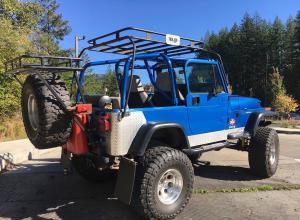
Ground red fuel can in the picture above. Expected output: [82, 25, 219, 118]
[63, 104, 91, 155]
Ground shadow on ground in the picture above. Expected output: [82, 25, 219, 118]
[0, 158, 275, 220]
[0, 158, 143, 220]
[193, 163, 262, 181]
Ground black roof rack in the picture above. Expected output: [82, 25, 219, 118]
[82, 27, 204, 57]
[5, 54, 83, 76]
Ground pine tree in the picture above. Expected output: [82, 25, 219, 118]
[204, 12, 299, 107]
[291, 12, 300, 102]
[103, 66, 119, 97]
[283, 17, 296, 97]
[270, 17, 285, 72]
[32, 0, 71, 54]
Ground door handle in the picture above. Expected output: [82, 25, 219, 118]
[192, 96, 200, 105]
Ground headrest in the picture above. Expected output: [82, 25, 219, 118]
[129, 75, 144, 92]
[155, 72, 171, 92]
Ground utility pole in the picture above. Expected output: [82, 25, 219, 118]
[75, 36, 85, 58]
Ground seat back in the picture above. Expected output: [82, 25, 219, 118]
[128, 75, 150, 108]
[153, 72, 173, 106]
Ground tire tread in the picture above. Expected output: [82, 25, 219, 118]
[21, 72, 72, 149]
[249, 127, 279, 178]
[133, 146, 194, 219]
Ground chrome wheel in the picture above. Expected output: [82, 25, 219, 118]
[27, 94, 39, 131]
[269, 140, 276, 165]
[157, 168, 183, 205]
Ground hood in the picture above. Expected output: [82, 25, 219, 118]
[229, 95, 261, 110]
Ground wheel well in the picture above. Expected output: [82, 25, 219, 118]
[245, 111, 277, 136]
[259, 120, 272, 127]
[128, 123, 190, 156]
[150, 127, 188, 150]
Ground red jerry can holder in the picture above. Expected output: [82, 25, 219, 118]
[63, 104, 91, 155]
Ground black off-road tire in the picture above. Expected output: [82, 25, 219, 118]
[248, 127, 280, 178]
[21, 72, 72, 149]
[72, 155, 116, 182]
[132, 146, 194, 219]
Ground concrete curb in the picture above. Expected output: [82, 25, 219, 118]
[0, 139, 60, 172]
[273, 127, 300, 134]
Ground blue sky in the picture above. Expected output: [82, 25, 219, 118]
[58, 0, 300, 56]
[57, 0, 300, 79]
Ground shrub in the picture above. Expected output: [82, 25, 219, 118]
[272, 93, 299, 114]
[0, 113, 26, 142]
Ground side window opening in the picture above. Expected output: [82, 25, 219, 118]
[81, 60, 188, 109]
[82, 65, 119, 97]
[152, 68, 174, 107]
[81, 65, 121, 109]
[125, 60, 172, 109]
[187, 63, 225, 94]
[126, 60, 181, 108]
[150, 62, 187, 107]
[127, 72, 155, 108]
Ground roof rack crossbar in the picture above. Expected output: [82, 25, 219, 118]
[121, 45, 197, 56]
[110, 41, 159, 54]
[141, 45, 193, 54]
[88, 35, 130, 50]
[129, 43, 176, 54]
[168, 50, 198, 57]
[100, 39, 144, 52]
[117, 43, 173, 55]
[111, 41, 160, 53]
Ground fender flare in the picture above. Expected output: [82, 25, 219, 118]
[128, 122, 190, 156]
[244, 111, 278, 137]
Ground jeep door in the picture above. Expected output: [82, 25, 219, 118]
[185, 59, 229, 144]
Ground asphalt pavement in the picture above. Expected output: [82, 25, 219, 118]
[0, 134, 299, 220]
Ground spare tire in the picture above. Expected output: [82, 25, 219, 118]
[21, 72, 72, 149]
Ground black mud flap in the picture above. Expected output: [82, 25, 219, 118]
[114, 157, 136, 205]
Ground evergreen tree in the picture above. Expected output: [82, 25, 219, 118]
[290, 11, 300, 102]
[83, 66, 119, 97]
[103, 66, 119, 97]
[32, 0, 71, 54]
[204, 12, 300, 107]
[269, 17, 285, 72]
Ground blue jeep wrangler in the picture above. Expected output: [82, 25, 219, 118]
[6, 27, 279, 219]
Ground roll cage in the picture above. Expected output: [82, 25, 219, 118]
[77, 27, 227, 116]
[5, 27, 227, 117]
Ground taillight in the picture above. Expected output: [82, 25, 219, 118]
[98, 113, 111, 132]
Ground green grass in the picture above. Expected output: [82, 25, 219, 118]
[193, 184, 300, 194]
[272, 119, 300, 129]
[280, 121, 289, 128]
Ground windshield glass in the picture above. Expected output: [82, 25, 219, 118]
[187, 62, 225, 94]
